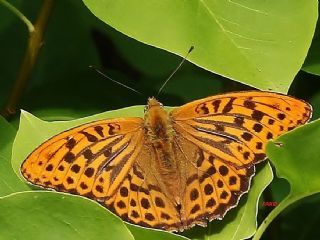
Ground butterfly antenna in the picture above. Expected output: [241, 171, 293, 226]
[89, 66, 142, 95]
[157, 46, 194, 96]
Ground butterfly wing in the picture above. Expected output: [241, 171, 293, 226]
[21, 118, 148, 205]
[171, 91, 312, 228]
[21, 117, 181, 231]
[108, 145, 182, 231]
[172, 91, 312, 166]
[173, 137, 254, 229]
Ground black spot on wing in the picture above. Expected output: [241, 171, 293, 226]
[241, 132, 253, 141]
[65, 138, 76, 149]
[120, 186, 128, 197]
[70, 164, 80, 173]
[84, 167, 95, 178]
[195, 103, 209, 115]
[83, 149, 94, 160]
[268, 119, 275, 125]
[234, 116, 244, 126]
[244, 100, 256, 109]
[277, 113, 286, 120]
[81, 131, 98, 142]
[266, 132, 273, 139]
[253, 123, 263, 133]
[141, 198, 150, 209]
[64, 152, 75, 163]
[190, 189, 199, 201]
[204, 184, 214, 195]
[251, 110, 264, 121]
[46, 164, 53, 171]
[219, 166, 229, 176]
[212, 100, 221, 112]
[222, 97, 236, 113]
[94, 126, 104, 137]
[155, 197, 165, 208]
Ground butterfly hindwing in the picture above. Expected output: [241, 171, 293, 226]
[173, 135, 255, 228]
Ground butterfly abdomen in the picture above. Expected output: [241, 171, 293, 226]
[147, 114, 177, 175]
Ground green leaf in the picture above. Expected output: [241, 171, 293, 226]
[0, 116, 29, 196]
[82, 0, 318, 93]
[253, 119, 320, 239]
[268, 120, 320, 195]
[310, 93, 320, 120]
[12, 109, 273, 239]
[303, 13, 320, 76]
[127, 224, 189, 240]
[159, 67, 223, 103]
[0, 191, 134, 240]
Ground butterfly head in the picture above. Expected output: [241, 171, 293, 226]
[144, 97, 164, 113]
[144, 97, 171, 140]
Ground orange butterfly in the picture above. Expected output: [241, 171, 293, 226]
[21, 91, 312, 231]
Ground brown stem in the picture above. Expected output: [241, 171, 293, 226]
[1, 0, 55, 119]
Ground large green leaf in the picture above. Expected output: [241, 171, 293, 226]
[0, 191, 134, 240]
[268, 119, 320, 196]
[0, 116, 29, 196]
[127, 224, 189, 240]
[82, 0, 318, 93]
[12, 108, 273, 239]
[303, 13, 320, 76]
[253, 119, 320, 239]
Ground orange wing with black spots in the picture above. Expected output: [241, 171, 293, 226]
[21, 91, 312, 232]
[21, 118, 144, 196]
[170, 91, 312, 228]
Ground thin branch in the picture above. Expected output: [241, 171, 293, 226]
[0, 0, 34, 32]
[1, 0, 55, 119]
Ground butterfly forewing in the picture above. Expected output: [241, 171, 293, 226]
[21, 91, 312, 232]
[171, 91, 312, 166]
[21, 118, 143, 194]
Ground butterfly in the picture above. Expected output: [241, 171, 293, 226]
[21, 91, 312, 232]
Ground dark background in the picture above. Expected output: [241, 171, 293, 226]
[1, 0, 320, 239]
